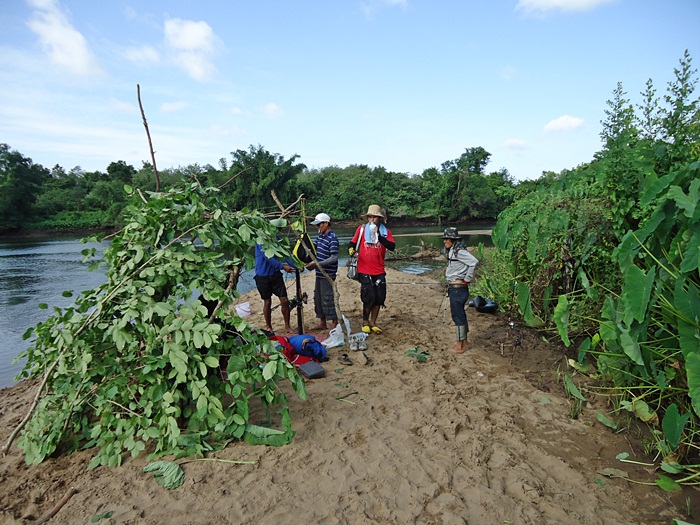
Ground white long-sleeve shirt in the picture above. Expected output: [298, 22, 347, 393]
[445, 246, 479, 283]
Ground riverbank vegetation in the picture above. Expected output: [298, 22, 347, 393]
[0, 141, 515, 235]
[472, 50, 700, 491]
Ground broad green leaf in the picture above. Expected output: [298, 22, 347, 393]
[269, 218, 287, 228]
[595, 412, 618, 430]
[169, 349, 188, 375]
[661, 403, 690, 451]
[564, 372, 586, 401]
[262, 360, 276, 381]
[491, 219, 509, 250]
[667, 179, 699, 219]
[238, 224, 252, 242]
[91, 511, 114, 522]
[599, 296, 620, 351]
[204, 356, 219, 368]
[674, 280, 700, 358]
[143, 461, 185, 489]
[654, 474, 681, 492]
[553, 295, 571, 347]
[619, 325, 644, 366]
[686, 352, 700, 417]
[660, 461, 683, 474]
[517, 282, 543, 327]
[621, 399, 658, 425]
[622, 265, 655, 323]
[227, 355, 246, 372]
[679, 228, 699, 273]
[243, 423, 289, 447]
[154, 302, 170, 317]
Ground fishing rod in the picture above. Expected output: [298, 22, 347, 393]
[385, 281, 442, 285]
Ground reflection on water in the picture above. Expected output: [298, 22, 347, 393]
[0, 225, 492, 389]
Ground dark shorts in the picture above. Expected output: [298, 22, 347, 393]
[360, 273, 387, 309]
[254, 273, 288, 301]
[313, 276, 337, 321]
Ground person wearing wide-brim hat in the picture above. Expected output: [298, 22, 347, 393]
[442, 227, 479, 354]
[348, 205, 395, 335]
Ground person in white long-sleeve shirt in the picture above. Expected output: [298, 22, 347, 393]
[442, 227, 479, 354]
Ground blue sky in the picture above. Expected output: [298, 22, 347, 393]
[1, 0, 698, 181]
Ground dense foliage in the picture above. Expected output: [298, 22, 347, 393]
[14, 183, 307, 467]
[0, 144, 516, 233]
[475, 50, 700, 487]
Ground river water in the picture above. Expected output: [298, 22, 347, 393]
[0, 225, 492, 388]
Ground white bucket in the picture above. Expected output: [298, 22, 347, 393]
[234, 302, 252, 317]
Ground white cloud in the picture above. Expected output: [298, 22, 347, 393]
[262, 102, 284, 119]
[544, 114, 585, 132]
[109, 99, 138, 113]
[25, 0, 103, 76]
[360, 0, 408, 18]
[164, 18, 219, 81]
[124, 45, 160, 66]
[516, 0, 617, 15]
[503, 138, 529, 151]
[160, 101, 188, 113]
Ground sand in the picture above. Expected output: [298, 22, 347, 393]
[0, 265, 696, 525]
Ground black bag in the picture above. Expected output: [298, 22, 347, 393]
[347, 226, 363, 281]
[293, 233, 316, 265]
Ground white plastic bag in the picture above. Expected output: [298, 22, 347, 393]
[322, 324, 345, 348]
[322, 315, 352, 348]
[234, 302, 252, 317]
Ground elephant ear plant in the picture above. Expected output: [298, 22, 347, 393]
[9, 182, 307, 469]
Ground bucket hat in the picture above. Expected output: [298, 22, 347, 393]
[361, 205, 385, 219]
[441, 227, 461, 240]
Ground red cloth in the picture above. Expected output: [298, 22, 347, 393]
[350, 225, 394, 275]
[269, 335, 314, 366]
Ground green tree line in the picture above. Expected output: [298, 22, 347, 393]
[474, 50, 700, 489]
[1, 142, 516, 233]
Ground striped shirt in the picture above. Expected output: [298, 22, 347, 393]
[313, 229, 339, 279]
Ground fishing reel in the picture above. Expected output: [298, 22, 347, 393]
[288, 292, 308, 310]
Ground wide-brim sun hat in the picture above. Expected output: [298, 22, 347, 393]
[361, 205, 385, 219]
[310, 212, 331, 225]
[441, 227, 462, 240]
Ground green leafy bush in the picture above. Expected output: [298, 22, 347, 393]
[14, 182, 307, 468]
